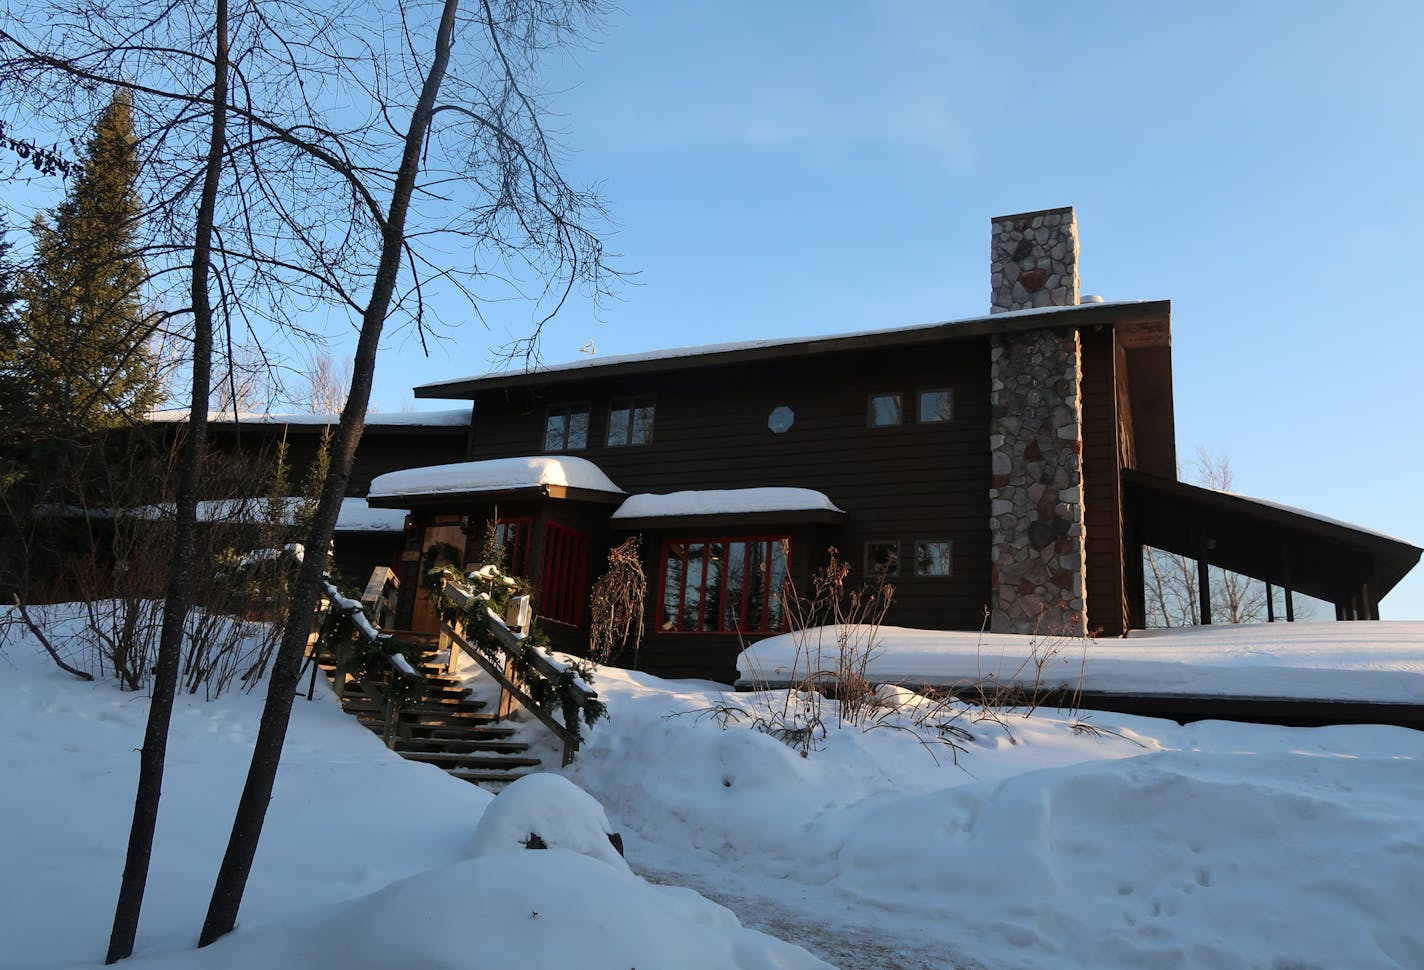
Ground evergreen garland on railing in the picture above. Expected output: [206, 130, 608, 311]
[426, 560, 607, 741]
[320, 579, 426, 708]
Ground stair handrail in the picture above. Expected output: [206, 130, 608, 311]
[313, 574, 425, 747]
[437, 575, 602, 767]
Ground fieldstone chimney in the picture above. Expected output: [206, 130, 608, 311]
[990, 206, 1079, 313]
[986, 206, 1086, 636]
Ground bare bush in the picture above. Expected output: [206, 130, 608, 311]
[588, 536, 646, 665]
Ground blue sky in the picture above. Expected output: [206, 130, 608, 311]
[375, 1, 1424, 617]
[9, 2, 1422, 617]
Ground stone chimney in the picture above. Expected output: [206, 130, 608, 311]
[990, 206, 1079, 313]
[986, 206, 1086, 637]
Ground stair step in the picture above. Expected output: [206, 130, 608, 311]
[356, 706, 501, 723]
[395, 738, 530, 754]
[445, 767, 542, 784]
[416, 725, 517, 740]
[341, 696, 485, 713]
[400, 751, 542, 769]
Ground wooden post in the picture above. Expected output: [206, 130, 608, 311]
[1265, 582, 1276, 623]
[1285, 586, 1295, 622]
[332, 637, 352, 701]
[382, 696, 398, 749]
[498, 655, 518, 720]
[441, 618, 458, 675]
[1196, 554, 1212, 626]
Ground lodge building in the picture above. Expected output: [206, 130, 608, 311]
[349, 207, 1422, 683]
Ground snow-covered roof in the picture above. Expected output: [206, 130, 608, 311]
[613, 487, 843, 520]
[75, 496, 406, 532]
[146, 408, 469, 428]
[417, 300, 1164, 395]
[368, 456, 624, 500]
[1225, 490, 1411, 545]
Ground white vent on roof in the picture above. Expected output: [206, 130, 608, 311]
[1081, 294, 1105, 303]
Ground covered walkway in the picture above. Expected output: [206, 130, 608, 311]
[1123, 470, 1422, 624]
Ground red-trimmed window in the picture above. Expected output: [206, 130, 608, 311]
[491, 518, 532, 575]
[658, 537, 790, 634]
[539, 522, 590, 627]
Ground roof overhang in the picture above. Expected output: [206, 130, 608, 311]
[612, 508, 846, 532]
[415, 300, 1172, 399]
[368, 483, 625, 510]
[1124, 470, 1422, 608]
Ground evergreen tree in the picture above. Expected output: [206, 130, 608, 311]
[0, 218, 22, 425]
[12, 91, 162, 438]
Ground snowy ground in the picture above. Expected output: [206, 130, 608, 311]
[741, 620, 1424, 702]
[4, 607, 1423, 969]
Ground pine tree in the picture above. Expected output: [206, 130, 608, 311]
[0, 218, 23, 425]
[12, 91, 162, 438]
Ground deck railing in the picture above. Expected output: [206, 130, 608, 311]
[308, 576, 423, 747]
[438, 578, 599, 767]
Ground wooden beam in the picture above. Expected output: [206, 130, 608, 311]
[1197, 553, 1212, 626]
[1266, 582, 1276, 623]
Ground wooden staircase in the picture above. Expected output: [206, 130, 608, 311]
[316, 632, 545, 787]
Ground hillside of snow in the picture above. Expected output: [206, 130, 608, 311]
[3, 606, 1423, 969]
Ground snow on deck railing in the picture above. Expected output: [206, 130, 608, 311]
[312, 575, 424, 749]
[437, 574, 601, 766]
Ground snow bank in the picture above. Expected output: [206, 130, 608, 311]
[568, 663, 1424, 970]
[0, 609, 825, 970]
[369, 456, 624, 499]
[614, 487, 842, 519]
[469, 773, 629, 871]
[740, 621, 1424, 702]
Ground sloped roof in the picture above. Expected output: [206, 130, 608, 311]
[415, 300, 1170, 398]
[368, 456, 624, 507]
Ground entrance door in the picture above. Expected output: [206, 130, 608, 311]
[408, 524, 467, 635]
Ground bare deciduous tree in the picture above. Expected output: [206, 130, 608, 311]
[3, 0, 613, 958]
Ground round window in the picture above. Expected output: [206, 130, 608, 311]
[767, 405, 794, 434]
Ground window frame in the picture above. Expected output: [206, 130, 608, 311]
[864, 540, 900, 578]
[542, 401, 591, 452]
[917, 388, 954, 424]
[656, 535, 791, 635]
[867, 392, 903, 428]
[912, 539, 954, 578]
[488, 517, 533, 576]
[606, 394, 656, 447]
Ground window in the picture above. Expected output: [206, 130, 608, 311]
[543, 403, 589, 451]
[918, 389, 953, 423]
[914, 540, 953, 577]
[539, 522, 590, 626]
[868, 392, 902, 427]
[659, 537, 789, 634]
[865, 541, 900, 578]
[607, 395, 655, 446]
[490, 518, 531, 575]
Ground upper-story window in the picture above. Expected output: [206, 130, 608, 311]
[543, 402, 589, 451]
[918, 389, 953, 423]
[607, 395, 655, 447]
[867, 392, 902, 427]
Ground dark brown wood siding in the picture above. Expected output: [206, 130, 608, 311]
[466, 340, 994, 681]
[1079, 327, 1128, 637]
